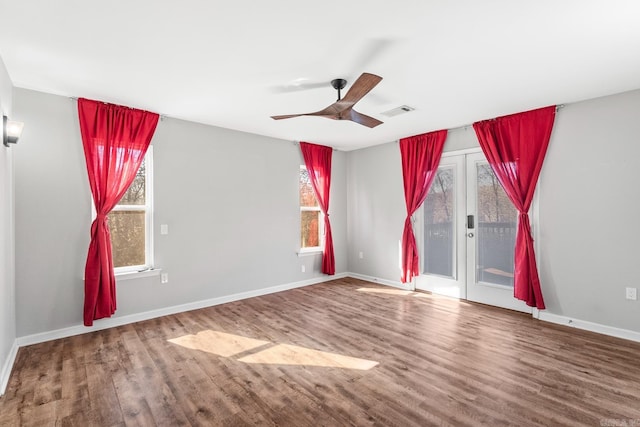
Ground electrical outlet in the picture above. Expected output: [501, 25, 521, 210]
[359, 251, 364, 259]
[161, 273, 169, 284]
[625, 287, 637, 301]
[160, 224, 169, 235]
[301, 265, 306, 273]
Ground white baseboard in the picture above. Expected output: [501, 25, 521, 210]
[17, 273, 348, 348]
[0, 339, 18, 396]
[346, 272, 412, 291]
[537, 311, 640, 344]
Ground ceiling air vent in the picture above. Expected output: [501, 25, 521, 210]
[380, 105, 415, 118]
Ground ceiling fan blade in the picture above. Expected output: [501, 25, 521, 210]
[272, 107, 382, 128]
[346, 109, 383, 128]
[271, 104, 343, 121]
[340, 73, 382, 106]
[271, 114, 306, 120]
[270, 81, 328, 94]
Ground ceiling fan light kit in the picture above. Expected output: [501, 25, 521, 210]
[271, 72, 384, 128]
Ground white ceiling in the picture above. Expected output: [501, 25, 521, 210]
[1, 1, 639, 151]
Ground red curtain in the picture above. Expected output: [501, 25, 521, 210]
[300, 142, 335, 275]
[78, 98, 159, 326]
[473, 106, 555, 309]
[399, 130, 447, 283]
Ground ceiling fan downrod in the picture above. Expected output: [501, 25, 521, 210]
[331, 78, 347, 101]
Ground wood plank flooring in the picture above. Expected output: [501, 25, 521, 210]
[1, 277, 639, 426]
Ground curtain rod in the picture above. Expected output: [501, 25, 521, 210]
[394, 104, 566, 143]
[69, 97, 565, 138]
[69, 96, 169, 121]
[292, 140, 339, 151]
[446, 104, 566, 133]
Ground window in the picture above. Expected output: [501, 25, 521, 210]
[108, 147, 153, 273]
[299, 165, 323, 250]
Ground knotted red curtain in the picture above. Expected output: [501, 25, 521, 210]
[78, 98, 159, 326]
[300, 142, 335, 275]
[399, 130, 447, 283]
[473, 106, 555, 309]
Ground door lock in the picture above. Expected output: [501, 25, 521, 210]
[467, 232, 474, 238]
[467, 215, 475, 229]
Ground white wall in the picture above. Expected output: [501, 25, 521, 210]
[0, 56, 16, 394]
[346, 92, 640, 335]
[13, 88, 347, 337]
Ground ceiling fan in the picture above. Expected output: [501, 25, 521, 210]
[271, 72, 383, 128]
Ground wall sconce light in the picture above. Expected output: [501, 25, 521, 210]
[3, 115, 24, 147]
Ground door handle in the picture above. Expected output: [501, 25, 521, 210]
[467, 215, 475, 229]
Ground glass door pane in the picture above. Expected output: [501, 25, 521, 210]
[423, 166, 456, 279]
[475, 163, 517, 287]
[415, 155, 466, 299]
[466, 152, 530, 313]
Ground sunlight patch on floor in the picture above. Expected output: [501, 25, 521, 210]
[168, 330, 269, 357]
[356, 287, 414, 296]
[356, 285, 471, 310]
[168, 330, 378, 371]
[412, 291, 471, 307]
[238, 343, 378, 370]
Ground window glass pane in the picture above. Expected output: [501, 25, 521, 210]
[109, 210, 146, 267]
[299, 167, 318, 208]
[301, 211, 320, 248]
[424, 167, 455, 278]
[476, 163, 517, 287]
[118, 160, 146, 205]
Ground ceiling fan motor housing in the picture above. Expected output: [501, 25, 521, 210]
[331, 79, 347, 90]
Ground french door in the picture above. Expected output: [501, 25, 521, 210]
[415, 151, 532, 313]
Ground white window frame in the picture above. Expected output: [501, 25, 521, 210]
[91, 146, 154, 275]
[299, 165, 324, 254]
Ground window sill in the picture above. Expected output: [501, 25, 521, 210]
[297, 249, 323, 257]
[115, 268, 162, 281]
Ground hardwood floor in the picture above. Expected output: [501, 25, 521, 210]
[1, 277, 639, 426]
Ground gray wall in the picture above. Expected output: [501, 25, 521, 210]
[538, 89, 640, 332]
[0, 56, 16, 390]
[14, 90, 89, 337]
[11, 84, 640, 339]
[13, 88, 347, 336]
[346, 141, 404, 281]
[346, 91, 640, 334]
[346, 126, 479, 283]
